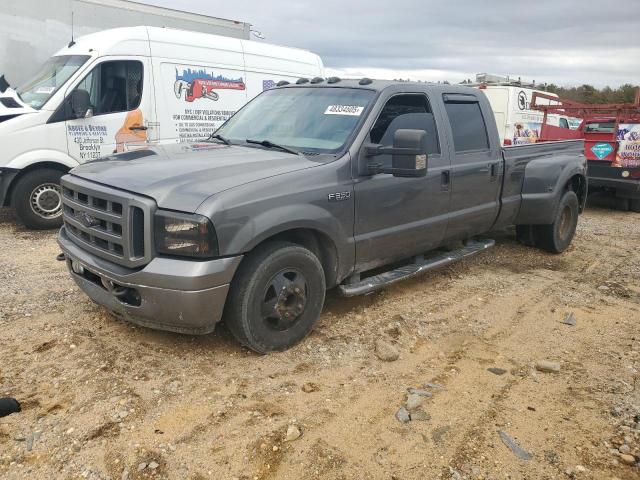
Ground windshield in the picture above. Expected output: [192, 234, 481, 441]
[584, 122, 615, 133]
[17, 55, 90, 109]
[216, 87, 375, 154]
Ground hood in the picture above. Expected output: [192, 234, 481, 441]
[69, 142, 325, 212]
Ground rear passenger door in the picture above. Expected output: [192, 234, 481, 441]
[442, 94, 502, 239]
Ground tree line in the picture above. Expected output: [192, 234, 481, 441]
[537, 84, 638, 104]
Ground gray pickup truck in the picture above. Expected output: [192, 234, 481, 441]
[57, 79, 586, 353]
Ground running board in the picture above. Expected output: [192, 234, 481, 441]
[338, 239, 495, 297]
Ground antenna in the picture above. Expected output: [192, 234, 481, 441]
[68, 9, 76, 48]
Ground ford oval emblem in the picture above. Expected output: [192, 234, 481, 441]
[76, 211, 100, 228]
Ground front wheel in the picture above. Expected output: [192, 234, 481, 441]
[534, 190, 579, 253]
[224, 241, 326, 353]
[11, 168, 65, 230]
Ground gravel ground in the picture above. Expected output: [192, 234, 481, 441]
[0, 200, 639, 480]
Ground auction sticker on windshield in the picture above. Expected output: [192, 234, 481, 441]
[324, 105, 365, 116]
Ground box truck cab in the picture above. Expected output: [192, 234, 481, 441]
[478, 85, 573, 146]
[0, 26, 324, 229]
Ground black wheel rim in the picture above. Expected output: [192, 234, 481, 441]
[261, 269, 308, 331]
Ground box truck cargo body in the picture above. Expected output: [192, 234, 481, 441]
[479, 86, 572, 146]
[0, 26, 324, 229]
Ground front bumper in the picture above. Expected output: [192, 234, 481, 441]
[58, 226, 243, 335]
[0, 167, 20, 207]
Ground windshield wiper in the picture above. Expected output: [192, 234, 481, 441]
[246, 138, 299, 155]
[207, 133, 230, 145]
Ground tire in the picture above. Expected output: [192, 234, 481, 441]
[629, 199, 640, 213]
[11, 168, 65, 230]
[515, 225, 537, 248]
[534, 190, 579, 254]
[224, 241, 326, 353]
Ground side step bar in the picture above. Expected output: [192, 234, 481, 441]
[338, 239, 495, 297]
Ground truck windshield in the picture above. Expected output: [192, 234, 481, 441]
[17, 55, 90, 109]
[584, 122, 615, 133]
[216, 87, 375, 154]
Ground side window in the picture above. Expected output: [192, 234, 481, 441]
[73, 60, 143, 116]
[369, 94, 440, 156]
[443, 98, 489, 152]
[559, 117, 569, 129]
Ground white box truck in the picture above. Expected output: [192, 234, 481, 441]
[478, 85, 572, 146]
[0, 26, 324, 229]
[471, 75, 575, 146]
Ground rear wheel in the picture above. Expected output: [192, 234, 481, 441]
[629, 199, 640, 213]
[534, 190, 579, 253]
[11, 168, 65, 230]
[224, 241, 326, 353]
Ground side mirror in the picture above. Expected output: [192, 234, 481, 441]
[69, 89, 91, 119]
[365, 129, 428, 178]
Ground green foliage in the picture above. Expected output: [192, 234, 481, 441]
[542, 83, 638, 104]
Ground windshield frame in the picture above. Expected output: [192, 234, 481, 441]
[17, 54, 91, 110]
[215, 86, 379, 157]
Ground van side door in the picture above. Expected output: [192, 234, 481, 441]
[441, 93, 502, 240]
[57, 57, 156, 163]
[353, 92, 451, 271]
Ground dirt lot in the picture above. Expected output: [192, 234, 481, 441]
[0, 202, 639, 480]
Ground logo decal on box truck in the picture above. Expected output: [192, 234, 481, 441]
[591, 142, 614, 160]
[614, 124, 640, 168]
[262, 80, 277, 91]
[517, 91, 528, 110]
[174, 68, 245, 103]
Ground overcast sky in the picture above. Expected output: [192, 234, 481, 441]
[143, 0, 638, 88]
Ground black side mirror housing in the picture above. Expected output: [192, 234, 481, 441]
[365, 129, 428, 178]
[69, 89, 91, 119]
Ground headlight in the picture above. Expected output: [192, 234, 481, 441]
[154, 210, 218, 258]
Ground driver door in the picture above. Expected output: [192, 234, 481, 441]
[64, 57, 156, 163]
[353, 93, 451, 271]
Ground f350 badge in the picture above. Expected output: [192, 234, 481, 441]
[328, 191, 351, 202]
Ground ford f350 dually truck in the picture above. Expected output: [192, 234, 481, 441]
[57, 79, 587, 353]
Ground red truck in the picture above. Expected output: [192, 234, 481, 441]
[532, 90, 640, 211]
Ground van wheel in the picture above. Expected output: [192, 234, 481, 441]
[534, 190, 579, 254]
[629, 199, 640, 213]
[11, 169, 65, 230]
[224, 241, 326, 353]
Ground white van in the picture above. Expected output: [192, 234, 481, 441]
[478, 86, 572, 146]
[0, 26, 324, 228]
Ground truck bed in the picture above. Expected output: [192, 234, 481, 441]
[500, 139, 586, 227]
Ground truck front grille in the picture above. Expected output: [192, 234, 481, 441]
[61, 176, 154, 268]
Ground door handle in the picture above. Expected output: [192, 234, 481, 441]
[441, 170, 450, 191]
[129, 125, 148, 131]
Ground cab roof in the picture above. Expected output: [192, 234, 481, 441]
[275, 77, 482, 96]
